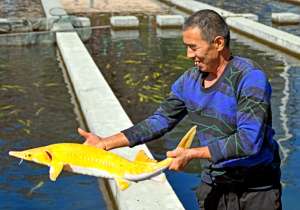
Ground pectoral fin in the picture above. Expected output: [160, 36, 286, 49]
[49, 162, 64, 181]
[134, 150, 157, 163]
[115, 178, 131, 191]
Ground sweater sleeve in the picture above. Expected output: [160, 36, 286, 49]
[122, 74, 188, 147]
[208, 69, 272, 164]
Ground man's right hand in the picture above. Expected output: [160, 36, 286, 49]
[78, 128, 107, 150]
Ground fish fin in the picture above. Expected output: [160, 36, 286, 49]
[177, 126, 197, 149]
[49, 162, 64, 181]
[134, 150, 157, 163]
[115, 178, 131, 191]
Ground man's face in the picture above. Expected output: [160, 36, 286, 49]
[183, 27, 220, 73]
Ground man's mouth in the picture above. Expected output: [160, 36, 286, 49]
[194, 61, 200, 66]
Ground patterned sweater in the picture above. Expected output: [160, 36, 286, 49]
[122, 56, 280, 182]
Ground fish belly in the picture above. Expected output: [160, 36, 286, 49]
[65, 164, 114, 179]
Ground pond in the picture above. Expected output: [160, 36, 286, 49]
[0, 45, 108, 210]
[83, 15, 300, 210]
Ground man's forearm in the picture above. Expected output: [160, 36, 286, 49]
[103, 132, 130, 150]
[188, 146, 211, 160]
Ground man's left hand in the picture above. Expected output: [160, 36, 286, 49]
[167, 148, 192, 171]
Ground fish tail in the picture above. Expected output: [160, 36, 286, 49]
[176, 125, 197, 149]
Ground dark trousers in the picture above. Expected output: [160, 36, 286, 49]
[196, 182, 282, 210]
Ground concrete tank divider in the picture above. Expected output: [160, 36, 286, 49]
[156, 15, 185, 27]
[272, 12, 300, 24]
[56, 32, 185, 210]
[160, 0, 233, 16]
[226, 17, 300, 56]
[110, 16, 139, 29]
[41, 0, 73, 31]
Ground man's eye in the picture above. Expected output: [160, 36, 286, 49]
[188, 46, 198, 51]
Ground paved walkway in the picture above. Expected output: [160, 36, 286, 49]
[60, 0, 169, 14]
[0, 0, 44, 18]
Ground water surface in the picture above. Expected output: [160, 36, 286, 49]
[0, 45, 108, 210]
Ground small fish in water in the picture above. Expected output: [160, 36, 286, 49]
[27, 181, 44, 197]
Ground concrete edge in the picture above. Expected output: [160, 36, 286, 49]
[56, 32, 185, 210]
[41, 0, 73, 31]
[110, 16, 140, 29]
[226, 17, 300, 56]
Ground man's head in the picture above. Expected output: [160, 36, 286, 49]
[182, 9, 230, 73]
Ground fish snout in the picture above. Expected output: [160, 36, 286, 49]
[9, 151, 25, 159]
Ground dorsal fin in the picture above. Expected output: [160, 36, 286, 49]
[134, 150, 157, 163]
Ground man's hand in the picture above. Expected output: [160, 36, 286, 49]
[78, 128, 107, 149]
[78, 128, 130, 150]
[167, 146, 211, 171]
[167, 148, 193, 171]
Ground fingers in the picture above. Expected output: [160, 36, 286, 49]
[78, 128, 91, 145]
[167, 148, 190, 171]
[169, 161, 182, 171]
[167, 148, 182, 158]
[167, 150, 177, 158]
[78, 128, 89, 138]
[167, 150, 181, 171]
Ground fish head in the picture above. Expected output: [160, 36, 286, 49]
[9, 147, 53, 166]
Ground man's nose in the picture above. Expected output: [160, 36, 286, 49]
[186, 47, 195, 59]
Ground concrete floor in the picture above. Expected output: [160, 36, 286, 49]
[60, 0, 169, 14]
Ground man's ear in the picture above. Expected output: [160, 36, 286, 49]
[213, 36, 225, 51]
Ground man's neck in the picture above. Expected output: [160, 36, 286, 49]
[203, 51, 231, 88]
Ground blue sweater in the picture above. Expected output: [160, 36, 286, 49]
[122, 56, 280, 183]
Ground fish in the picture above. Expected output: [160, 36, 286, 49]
[27, 181, 44, 196]
[9, 126, 196, 190]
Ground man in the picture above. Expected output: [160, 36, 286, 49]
[78, 9, 282, 210]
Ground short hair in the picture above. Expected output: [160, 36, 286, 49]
[183, 9, 230, 48]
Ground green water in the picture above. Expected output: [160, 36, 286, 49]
[0, 45, 108, 210]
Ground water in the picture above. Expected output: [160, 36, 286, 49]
[196, 0, 300, 36]
[84, 15, 300, 209]
[0, 45, 108, 210]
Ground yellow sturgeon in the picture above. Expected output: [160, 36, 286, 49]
[9, 126, 196, 190]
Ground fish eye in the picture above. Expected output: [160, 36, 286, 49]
[26, 154, 32, 158]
